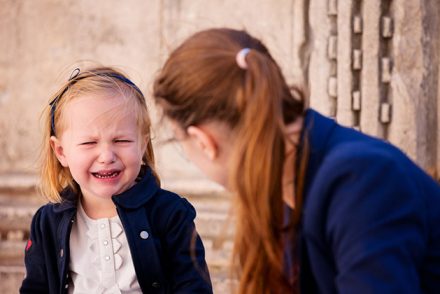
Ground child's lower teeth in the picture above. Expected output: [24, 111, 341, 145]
[96, 172, 117, 178]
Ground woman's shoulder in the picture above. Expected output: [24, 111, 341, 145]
[315, 136, 436, 195]
[305, 109, 422, 181]
[305, 122, 440, 215]
[305, 131, 440, 230]
[326, 136, 406, 167]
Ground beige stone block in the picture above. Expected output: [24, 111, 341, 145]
[360, 0, 382, 137]
[308, 0, 335, 116]
[379, 103, 392, 124]
[328, 0, 338, 16]
[0, 266, 25, 294]
[381, 57, 392, 83]
[336, 0, 355, 126]
[291, 0, 310, 86]
[353, 15, 362, 34]
[352, 49, 362, 70]
[328, 76, 338, 98]
[352, 91, 361, 111]
[388, 2, 416, 146]
[382, 16, 394, 38]
[388, 0, 439, 174]
[328, 35, 337, 60]
[438, 50, 440, 179]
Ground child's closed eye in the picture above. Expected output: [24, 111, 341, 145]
[114, 139, 133, 143]
[79, 141, 96, 146]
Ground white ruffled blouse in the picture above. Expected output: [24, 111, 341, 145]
[68, 202, 142, 293]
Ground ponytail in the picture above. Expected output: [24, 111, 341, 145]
[230, 50, 292, 293]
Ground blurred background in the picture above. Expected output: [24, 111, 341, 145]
[0, 0, 439, 293]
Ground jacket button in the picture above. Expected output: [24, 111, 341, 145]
[152, 282, 160, 288]
[140, 231, 149, 239]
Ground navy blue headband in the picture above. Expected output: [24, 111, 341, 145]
[49, 68, 144, 136]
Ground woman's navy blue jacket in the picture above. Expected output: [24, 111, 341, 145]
[20, 168, 213, 294]
[299, 109, 440, 293]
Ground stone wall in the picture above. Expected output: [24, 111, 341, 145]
[1, 0, 438, 180]
[0, 0, 438, 179]
[307, 0, 440, 178]
[0, 0, 439, 293]
[0, 0, 299, 181]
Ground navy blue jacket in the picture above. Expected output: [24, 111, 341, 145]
[20, 169, 213, 294]
[299, 109, 440, 293]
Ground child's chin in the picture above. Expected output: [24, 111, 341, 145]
[93, 191, 117, 199]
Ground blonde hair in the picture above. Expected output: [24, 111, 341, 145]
[40, 66, 158, 203]
[153, 28, 306, 293]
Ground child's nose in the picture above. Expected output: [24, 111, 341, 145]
[98, 145, 116, 163]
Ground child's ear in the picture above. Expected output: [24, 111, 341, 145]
[187, 126, 218, 160]
[50, 136, 69, 167]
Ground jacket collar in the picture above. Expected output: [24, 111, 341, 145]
[53, 188, 77, 213]
[111, 167, 160, 209]
[53, 167, 160, 212]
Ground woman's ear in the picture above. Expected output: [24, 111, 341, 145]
[50, 136, 69, 167]
[187, 126, 218, 160]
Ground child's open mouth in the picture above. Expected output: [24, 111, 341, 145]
[92, 170, 120, 179]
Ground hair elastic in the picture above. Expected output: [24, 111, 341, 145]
[236, 48, 251, 69]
